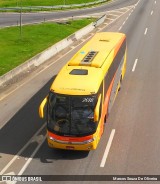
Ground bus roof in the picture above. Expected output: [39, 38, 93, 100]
[51, 32, 126, 95]
[68, 32, 126, 68]
[51, 66, 103, 95]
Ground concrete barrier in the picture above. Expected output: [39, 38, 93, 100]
[0, 15, 106, 87]
[93, 14, 106, 27]
[34, 38, 73, 67]
[75, 23, 95, 40]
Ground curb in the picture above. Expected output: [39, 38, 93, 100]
[0, 14, 106, 88]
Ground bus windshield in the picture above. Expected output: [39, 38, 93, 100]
[47, 92, 98, 136]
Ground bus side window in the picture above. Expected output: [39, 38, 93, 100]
[97, 82, 103, 120]
[104, 38, 126, 96]
[104, 73, 111, 96]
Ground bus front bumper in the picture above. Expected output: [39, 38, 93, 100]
[47, 135, 97, 150]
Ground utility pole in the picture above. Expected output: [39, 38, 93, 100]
[20, 0, 22, 38]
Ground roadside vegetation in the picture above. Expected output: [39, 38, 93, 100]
[0, 0, 99, 7]
[0, 0, 110, 13]
[0, 18, 94, 76]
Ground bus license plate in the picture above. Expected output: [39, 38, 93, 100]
[66, 146, 75, 150]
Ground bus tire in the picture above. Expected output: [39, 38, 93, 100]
[118, 75, 122, 92]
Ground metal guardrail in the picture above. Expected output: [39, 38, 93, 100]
[0, 0, 109, 11]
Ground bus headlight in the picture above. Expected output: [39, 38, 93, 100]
[83, 138, 95, 144]
[48, 136, 95, 145]
[48, 136, 55, 141]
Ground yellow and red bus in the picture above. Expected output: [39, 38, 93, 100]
[39, 32, 127, 150]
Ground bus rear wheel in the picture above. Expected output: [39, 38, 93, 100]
[118, 75, 122, 92]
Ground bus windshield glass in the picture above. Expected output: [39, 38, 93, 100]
[47, 92, 98, 136]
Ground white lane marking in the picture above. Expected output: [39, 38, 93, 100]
[106, 17, 114, 21]
[144, 28, 148, 35]
[151, 10, 153, 15]
[137, 0, 141, 5]
[107, 13, 118, 17]
[132, 59, 138, 72]
[17, 136, 46, 175]
[118, 26, 122, 31]
[7, 136, 46, 184]
[118, 9, 132, 31]
[118, 0, 140, 32]
[100, 129, 115, 168]
[135, 0, 141, 7]
[107, 5, 134, 13]
[0, 123, 46, 175]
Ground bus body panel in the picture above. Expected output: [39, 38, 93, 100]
[39, 32, 127, 150]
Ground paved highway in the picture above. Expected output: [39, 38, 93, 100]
[0, 0, 138, 27]
[1, 0, 160, 183]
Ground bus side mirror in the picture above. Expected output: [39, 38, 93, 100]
[94, 94, 101, 122]
[39, 97, 48, 119]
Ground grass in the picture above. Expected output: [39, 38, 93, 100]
[0, 18, 94, 76]
[0, 0, 99, 7]
[0, 0, 110, 13]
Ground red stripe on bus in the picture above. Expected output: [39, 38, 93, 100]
[114, 36, 126, 57]
[48, 131, 93, 142]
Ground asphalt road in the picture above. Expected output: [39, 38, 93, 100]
[1, 0, 160, 183]
[0, 0, 138, 27]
